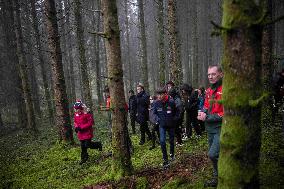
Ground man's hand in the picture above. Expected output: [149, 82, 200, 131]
[197, 111, 206, 121]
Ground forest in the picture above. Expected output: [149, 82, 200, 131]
[0, 0, 284, 188]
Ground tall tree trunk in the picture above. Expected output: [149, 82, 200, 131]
[31, 0, 54, 124]
[168, 0, 182, 86]
[157, 0, 166, 86]
[65, 0, 76, 105]
[192, 0, 199, 86]
[44, 0, 73, 143]
[102, 0, 133, 178]
[138, 0, 149, 91]
[0, 110, 3, 128]
[218, 1, 263, 188]
[13, 0, 37, 132]
[74, 0, 93, 109]
[92, 0, 103, 105]
[261, 0, 273, 128]
[124, 0, 133, 90]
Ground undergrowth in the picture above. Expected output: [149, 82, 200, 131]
[0, 111, 283, 188]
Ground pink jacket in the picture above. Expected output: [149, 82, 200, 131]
[74, 112, 94, 140]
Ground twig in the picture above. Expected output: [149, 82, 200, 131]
[264, 14, 284, 26]
[210, 20, 231, 31]
[88, 31, 110, 39]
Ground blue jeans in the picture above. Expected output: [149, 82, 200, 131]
[159, 127, 175, 162]
[207, 129, 220, 177]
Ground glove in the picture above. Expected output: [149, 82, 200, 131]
[75, 127, 82, 133]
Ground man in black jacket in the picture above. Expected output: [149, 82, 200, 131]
[128, 90, 137, 134]
[136, 84, 152, 145]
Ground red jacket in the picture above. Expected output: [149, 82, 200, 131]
[204, 85, 224, 117]
[74, 112, 94, 140]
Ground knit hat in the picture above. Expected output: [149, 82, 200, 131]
[73, 100, 83, 110]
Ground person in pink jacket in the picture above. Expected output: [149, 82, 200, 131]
[73, 100, 102, 165]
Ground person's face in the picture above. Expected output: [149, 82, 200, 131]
[137, 86, 143, 93]
[167, 84, 173, 92]
[208, 66, 223, 84]
[75, 108, 83, 113]
[157, 93, 165, 101]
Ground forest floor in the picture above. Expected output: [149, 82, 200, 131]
[0, 111, 283, 189]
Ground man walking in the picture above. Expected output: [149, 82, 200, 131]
[197, 65, 224, 187]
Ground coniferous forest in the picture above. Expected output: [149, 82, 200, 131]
[0, 0, 284, 188]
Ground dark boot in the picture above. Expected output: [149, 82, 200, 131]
[204, 178, 218, 187]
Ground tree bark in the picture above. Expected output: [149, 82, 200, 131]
[157, 0, 166, 86]
[74, 0, 93, 110]
[102, 0, 133, 178]
[218, 1, 263, 188]
[138, 0, 149, 91]
[13, 0, 37, 132]
[44, 0, 73, 143]
[168, 0, 182, 86]
[261, 0, 273, 129]
[92, 0, 103, 105]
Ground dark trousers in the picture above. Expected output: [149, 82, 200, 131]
[150, 124, 160, 147]
[159, 127, 175, 162]
[175, 121, 183, 144]
[80, 139, 101, 160]
[186, 114, 202, 137]
[207, 130, 220, 177]
[130, 114, 136, 134]
[139, 121, 152, 142]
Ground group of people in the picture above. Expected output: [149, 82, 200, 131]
[127, 65, 224, 187]
[72, 64, 224, 188]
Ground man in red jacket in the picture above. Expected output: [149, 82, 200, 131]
[74, 100, 102, 165]
[197, 65, 223, 187]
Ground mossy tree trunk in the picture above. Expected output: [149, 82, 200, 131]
[218, 1, 263, 188]
[13, 0, 37, 132]
[157, 0, 166, 86]
[74, 0, 93, 110]
[102, 0, 133, 179]
[138, 0, 149, 91]
[168, 0, 182, 86]
[45, 0, 74, 143]
[261, 0, 273, 128]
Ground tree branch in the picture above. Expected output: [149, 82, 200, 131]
[264, 14, 284, 26]
[210, 21, 231, 31]
[88, 31, 110, 39]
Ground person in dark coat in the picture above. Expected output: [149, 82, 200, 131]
[180, 84, 201, 139]
[136, 84, 152, 145]
[128, 90, 137, 134]
[168, 88, 184, 146]
[152, 87, 180, 169]
[149, 95, 160, 150]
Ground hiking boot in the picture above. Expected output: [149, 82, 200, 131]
[169, 154, 175, 162]
[204, 178, 218, 187]
[98, 142, 103, 151]
[162, 161, 170, 170]
[79, 158, 88, 165]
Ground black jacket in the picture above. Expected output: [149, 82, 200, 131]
[136, 91, 150, 124]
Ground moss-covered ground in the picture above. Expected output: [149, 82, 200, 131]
[0, 111, 283, 188]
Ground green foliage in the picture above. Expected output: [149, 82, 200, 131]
[1, 110, 282, 188]
[136, 177, 148, 189]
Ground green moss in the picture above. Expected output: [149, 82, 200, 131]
[162, 177, 190, 189]
[136, 177, 148, 189]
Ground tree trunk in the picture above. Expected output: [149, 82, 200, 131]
[13, 0, 37, 132]
[44, 0, 73, 143]
[92, 0, 103, 105]
[124, 0, 133, 90]
[191, 0, 199, 86]
[0, 110, 3, 128]
[218, 1, 263, 188]
[102, 0, 133, 178]
[138, 0, 149, 91]
[74, 0, 93, 110]
[65, 0, 76, 105]
[261, 0, 273, 128]
[168, 0, 182, 86]
[157, 0, 166, 86]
